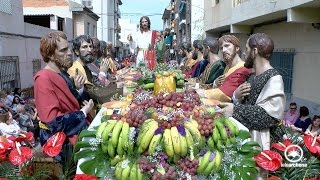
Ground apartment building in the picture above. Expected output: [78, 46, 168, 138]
[204, 0, 320, 114]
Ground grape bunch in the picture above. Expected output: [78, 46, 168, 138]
[197, 114, 214, 136]
[125, 106, 148, 128]
[158, 112, 183, 129]
[151, 165, 177, 180]
[138, 158, 156, 173]
[177, 158, 199, 178]
[179, 90, 201, 111]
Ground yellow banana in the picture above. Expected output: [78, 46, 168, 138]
[111, 155, 124, 166]
[163, 129, 174, 158]
[111, 120, 124, 147]
[216, 120, 227, 141]
[184, 122, 202, 148]
[114, 161, 123, 180]
[216, 140, 223, 152]
[212, 127, 221, 143]
[137, 120, 157, 145]
[207, 136, 215, 151]
[203, 151, 217, 176]
[185, 129, 195, 152]
[108, 139, 116, 158]
[230, 136, 236, 144]
[121, 163, 131, 180]
[121, 122, 130, 151]
[136, 163, 144, 180]
[129, 162, 138, 180]
[148, 133, 163, 154]
[214, 151, 223, 172]
[117, 131, 124, 156]
[224, 119, 239, 137]
[139, 121, 159, 153]
[101, 141, 108, 153]
[197, 151, 211, 174]
[96, 121, 108, 138]
[102, 120, 117, 143]
[179, 133, 188, 157]
[171, 126, 181, 156]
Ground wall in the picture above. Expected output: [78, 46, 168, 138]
[204, 0, 232, 32]
[253, 22, 320, 115]
[190, 0, 204, 42]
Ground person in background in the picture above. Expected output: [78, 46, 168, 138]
[283, 102, 299, 126]
[292, 106, 312, 133]
[0, 111, 22, 137]
[306, 115, 320, 136]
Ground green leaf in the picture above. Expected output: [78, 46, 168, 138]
[95, 159, 111, 177]
[237, 130, 251, 140]
[239, 159, 256, 168]
[79, 158, 97, 175]
[74, 149, 97, 162]
[74, 141, 92, 152]
[101, 115, 110, 122]
[243, 141, 261, 148]
[78, 130, 96, 140]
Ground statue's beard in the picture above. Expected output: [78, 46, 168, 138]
[244, 50, 255, 68]
[80, 53, 94, 64]
[52, 55, 73, 69]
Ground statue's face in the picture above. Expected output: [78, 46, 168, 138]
[141, 18, 149, 30]
[78, 41, 94, 64]
[220, 41, 238, 64]
[51, 37, 73, 69]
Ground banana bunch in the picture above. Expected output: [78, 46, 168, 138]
[136, 119, 162, 154]
[183, 120, 204, 155]
[114, 160, 144, 180]
[98, 120, 135, 157]
[196, 150, 223, 176]
[211, 118, 239, 151]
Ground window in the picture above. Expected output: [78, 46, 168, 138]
[32, 59, 41, 75]
[93, 25, 96, 37]
[0, 56, 20, 91]
[58, 17, 64, 31]
[0, 0, 12, 14]
[86, 22, 90, 35]
[270, 49, 295, 95]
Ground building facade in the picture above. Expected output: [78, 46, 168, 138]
[23, 0, 99, 39]
[204, 0, 320, 114]
[0, 0, 54, 90]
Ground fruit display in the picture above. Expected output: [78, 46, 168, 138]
[74, 90, 261, 179]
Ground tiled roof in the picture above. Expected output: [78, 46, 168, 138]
[22, 0, 68, 7]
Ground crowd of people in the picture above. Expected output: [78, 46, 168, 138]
[0, 89, 39, 142]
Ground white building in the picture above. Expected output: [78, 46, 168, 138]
[191, 0, 204, 41]
[71, 0, 122, 48]
[204, 0, 320, 115]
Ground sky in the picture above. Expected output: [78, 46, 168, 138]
[120, 0, 170, 31]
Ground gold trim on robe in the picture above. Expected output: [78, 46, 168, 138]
[68, 60, 93, 86]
